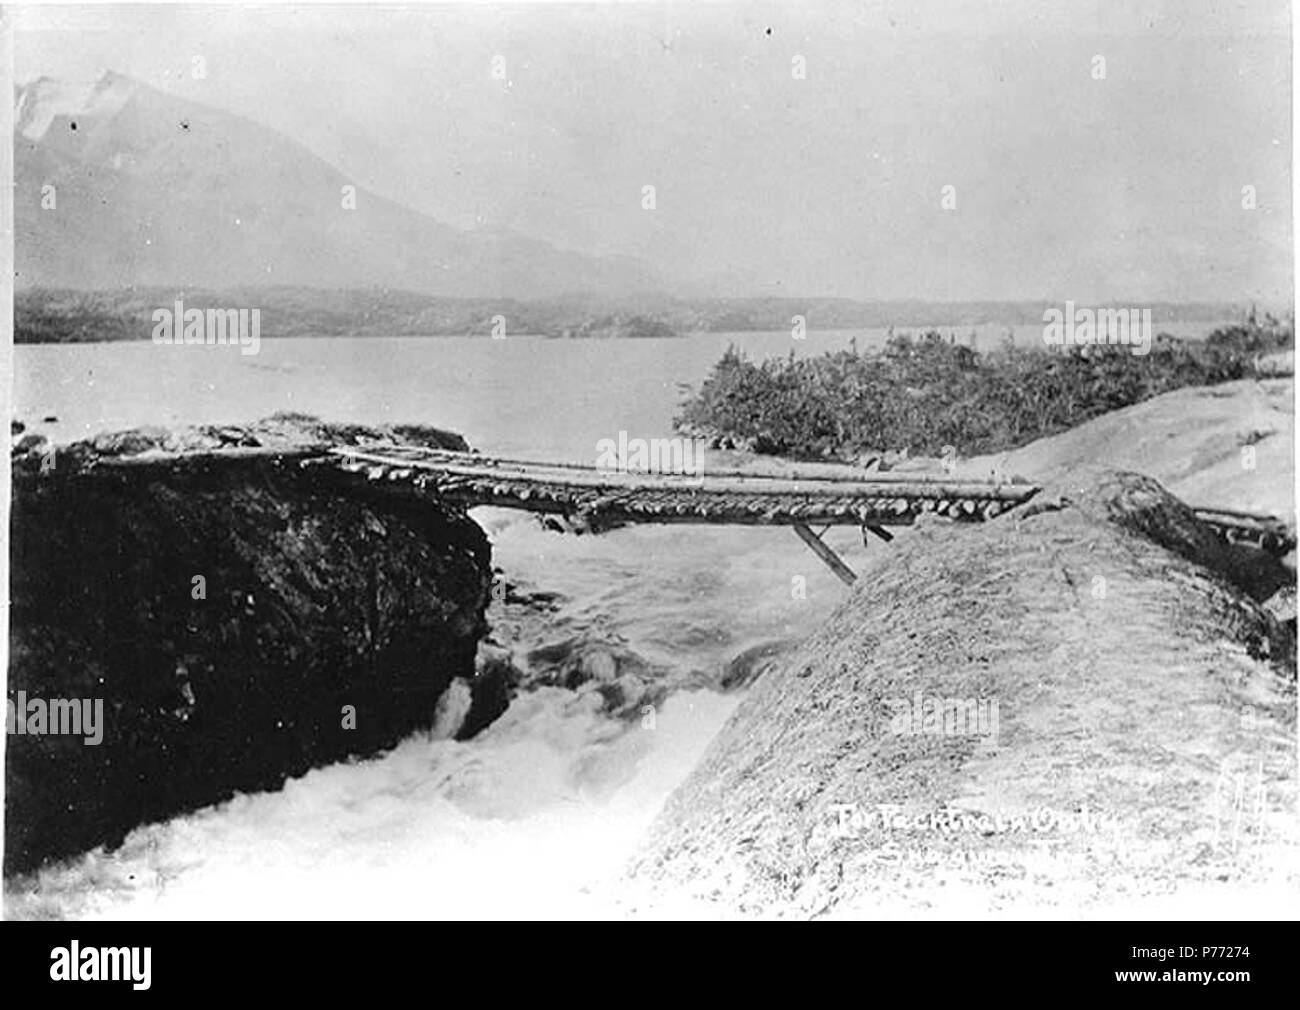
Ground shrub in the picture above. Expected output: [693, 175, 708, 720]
[675, 320, 1294, 460]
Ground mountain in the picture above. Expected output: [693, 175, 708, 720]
[13, 71, 666, 298]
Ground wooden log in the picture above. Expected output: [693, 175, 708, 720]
[792, 522, 858, 585]
[328, 447, 1041, 501]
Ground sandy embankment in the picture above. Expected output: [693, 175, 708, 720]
[629, 378, 1296, 918]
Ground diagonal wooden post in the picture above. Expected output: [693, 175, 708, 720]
[792, 522, 858, 586]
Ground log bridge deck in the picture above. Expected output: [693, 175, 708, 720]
[330, 445, 1295, 585]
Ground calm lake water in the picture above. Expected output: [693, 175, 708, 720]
[6, 321, 1233, 918]
[13, 322, 1224, 458]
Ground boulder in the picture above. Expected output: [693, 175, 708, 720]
[6, 414, 491, 875]
[631, 469, 1297, 917]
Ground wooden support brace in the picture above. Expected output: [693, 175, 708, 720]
[792, 522, 858, 586]
[864, 524, 894, 543]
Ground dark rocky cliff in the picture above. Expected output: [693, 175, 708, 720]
[6, 414, 493, 875]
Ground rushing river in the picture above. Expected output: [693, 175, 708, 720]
[5, 322, 1228, 918]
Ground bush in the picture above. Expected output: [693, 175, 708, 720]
[675, 320, 1294, 460]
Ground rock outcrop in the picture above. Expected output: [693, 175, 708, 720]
[6, 413, 493, 875]
[631, 468, 1297, 917]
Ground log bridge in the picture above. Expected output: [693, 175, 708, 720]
[328, 445, 1295, 586]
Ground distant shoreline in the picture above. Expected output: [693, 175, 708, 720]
[14, 286, 1268, 344]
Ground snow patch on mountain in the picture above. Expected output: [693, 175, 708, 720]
[16, 70, 134, 141]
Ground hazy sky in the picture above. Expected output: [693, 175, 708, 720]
[13, 1, 1294, 303]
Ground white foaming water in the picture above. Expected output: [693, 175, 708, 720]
[11, 690, 738, 919]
